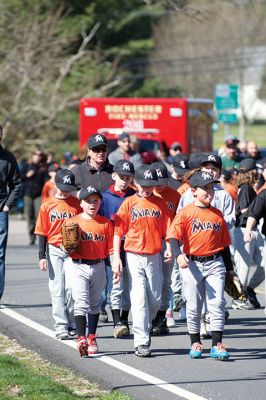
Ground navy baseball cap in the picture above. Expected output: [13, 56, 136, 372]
[189, 171, 219, 188]
[172, 154, 189, 175]
[118, 132, 130, 141]
[188, 153, 206, 170]
[88, 134, 108, 149]
[200, 153, 222, 169]
[239, 158, 257, 172]
[225, 136, 239, 147]
[55, 169, 76, 192]
[48, 162, 61, 173]
[135, 165, 158, 186]
[79, 185, 102, 200]
[152, 162, 169, 185]
[114, 159, 135, 176]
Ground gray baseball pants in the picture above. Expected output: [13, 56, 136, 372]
[47, 244, 75, 332]
[181, 257, 226, 334]
[126, 252, 163, 348]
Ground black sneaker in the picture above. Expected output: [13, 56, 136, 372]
[159, 318, 170, 335]
[245, 286, 261, 309]
[135, 345, 151, 357]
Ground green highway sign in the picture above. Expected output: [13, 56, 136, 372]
[218, 112, 238, 124]
[215, 84, 239, 110]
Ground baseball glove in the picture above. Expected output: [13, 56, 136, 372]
[224, 271, 247, 300]
[61, 220, 81, 253]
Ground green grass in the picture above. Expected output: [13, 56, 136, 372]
[213, 123, 266, 149]
[0, 335, 131, 400]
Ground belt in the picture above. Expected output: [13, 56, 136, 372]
[73, 258, 103, 265]
[187, 252, 221, 263]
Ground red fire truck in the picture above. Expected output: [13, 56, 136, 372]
[79, 97, 213, 154]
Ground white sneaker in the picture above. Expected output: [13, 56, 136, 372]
[232, 299, 254, 310]
[200, 319, 212, 339]
[55, 329, 68, 340]
[166, 312, 176, 327]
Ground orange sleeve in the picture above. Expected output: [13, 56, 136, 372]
[35, 204, 49, 236]
[166, 210, 185, 242]
[106, 221, 114, 255]
[114, 200, 130, 237]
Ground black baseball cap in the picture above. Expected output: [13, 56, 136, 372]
[189, 171, 219, 188]
[88, 134, 108, 149]
[171, 142, 182, 151]
[225, 136, 239, 147]
[48, 162, 61, 173]
[188, 153, 205, 170]
[239, 158, 257, 172]
[118, 132, 130, 141]
[135, 165, 158, 186]
[79, 185, 103, 200]
[200, 153, 222, 169]
[55, 169, 76, 192]
[172, 154, 189, 175]
[113, 159, 135, 176]
[152, 162, 169, 185]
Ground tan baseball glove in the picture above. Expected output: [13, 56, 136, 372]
[61, 220, 81, 253]
[224, 271, 247, 301]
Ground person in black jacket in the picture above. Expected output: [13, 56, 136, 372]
[0, 125, 21, 299]
[72, 134, 113, 192]
[21, 150, 48, 245]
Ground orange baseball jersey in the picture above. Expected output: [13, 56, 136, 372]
[114, 193, 171, 255]
[35, 196, 82, 246]
[69, 214, 113, 260]
[41, 180, 56, 202]
[166, 203, 231, 256]
[154, 186, 181, 221]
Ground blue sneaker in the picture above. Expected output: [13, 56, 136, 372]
[189, 342, 202, 359]
[210, 343, 230, 361]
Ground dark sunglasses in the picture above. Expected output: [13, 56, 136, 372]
[91, 146, 107, 153]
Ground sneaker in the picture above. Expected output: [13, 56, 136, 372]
[159, 318, 170, 334]
[245, 286, 261, 309]
[77, 336, 88, 357]
[87, 334, 98, 354]
[200, 320, 212, 339]
[150, 316, 169, 335]
[55, 329, 68, 340]
[121, 320, 130, 334]
[210, 343, 230, 361]
[68, 327, 77, 337]
[135, 345, 151, 357]
[99, 310, 108, 323]
[232, 299, 254, 310]
[166, 311, 176, 328]
[189, 342, 202, 359]
[113, 322, 129, 338]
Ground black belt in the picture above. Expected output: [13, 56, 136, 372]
[187, 252, 221, 263]
[73, 258, 103, 265]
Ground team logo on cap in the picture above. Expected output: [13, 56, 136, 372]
[63, 175, 71, 184]
[208, 155, 216, 162]
[122, 162, 130, 171]
[180, 160, 186, 168]
[202, 172, 212, 180]
[144, 169, 153, 179]
[95, 135, 104, 142]
[156, 169, 163, 178]
[86, 186, 96, 193]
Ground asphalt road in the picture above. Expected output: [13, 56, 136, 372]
[0, 218, 266, 400]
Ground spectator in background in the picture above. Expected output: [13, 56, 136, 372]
[108, 133, 143, 169]
[221, 137, 243, 170]
[246, 141, 262, 161]
[238, 140, 248, 157]
[72, 134, 113, 191]
[220, 169, 238, 204]
[167, 142, 182, 165]
[41, 163, 61, 202]
[21, 150, 48, 245]
[0, 124, 21, 300]
[156, 148, 171, 173]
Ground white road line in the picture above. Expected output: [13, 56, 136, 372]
[0, 306, 207, 400]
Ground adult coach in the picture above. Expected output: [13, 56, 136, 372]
[108, 132, 143, 168]
[72, 134, 113, 191]
[0, 125, 21, 300]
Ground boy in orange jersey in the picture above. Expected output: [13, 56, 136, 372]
[167, 171, 234, 361]
[65, 186, 113, 358]
[35, 169, 82, 339]
[113, 165, 172, 357]
[41, 163, 60, 202]
[151, 162, 181, 333]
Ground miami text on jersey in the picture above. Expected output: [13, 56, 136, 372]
[81, 231, 105, 242]
[191, 219, 221, 234]
[49, 210, 76, 223]
[130, 207, 161, 222]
